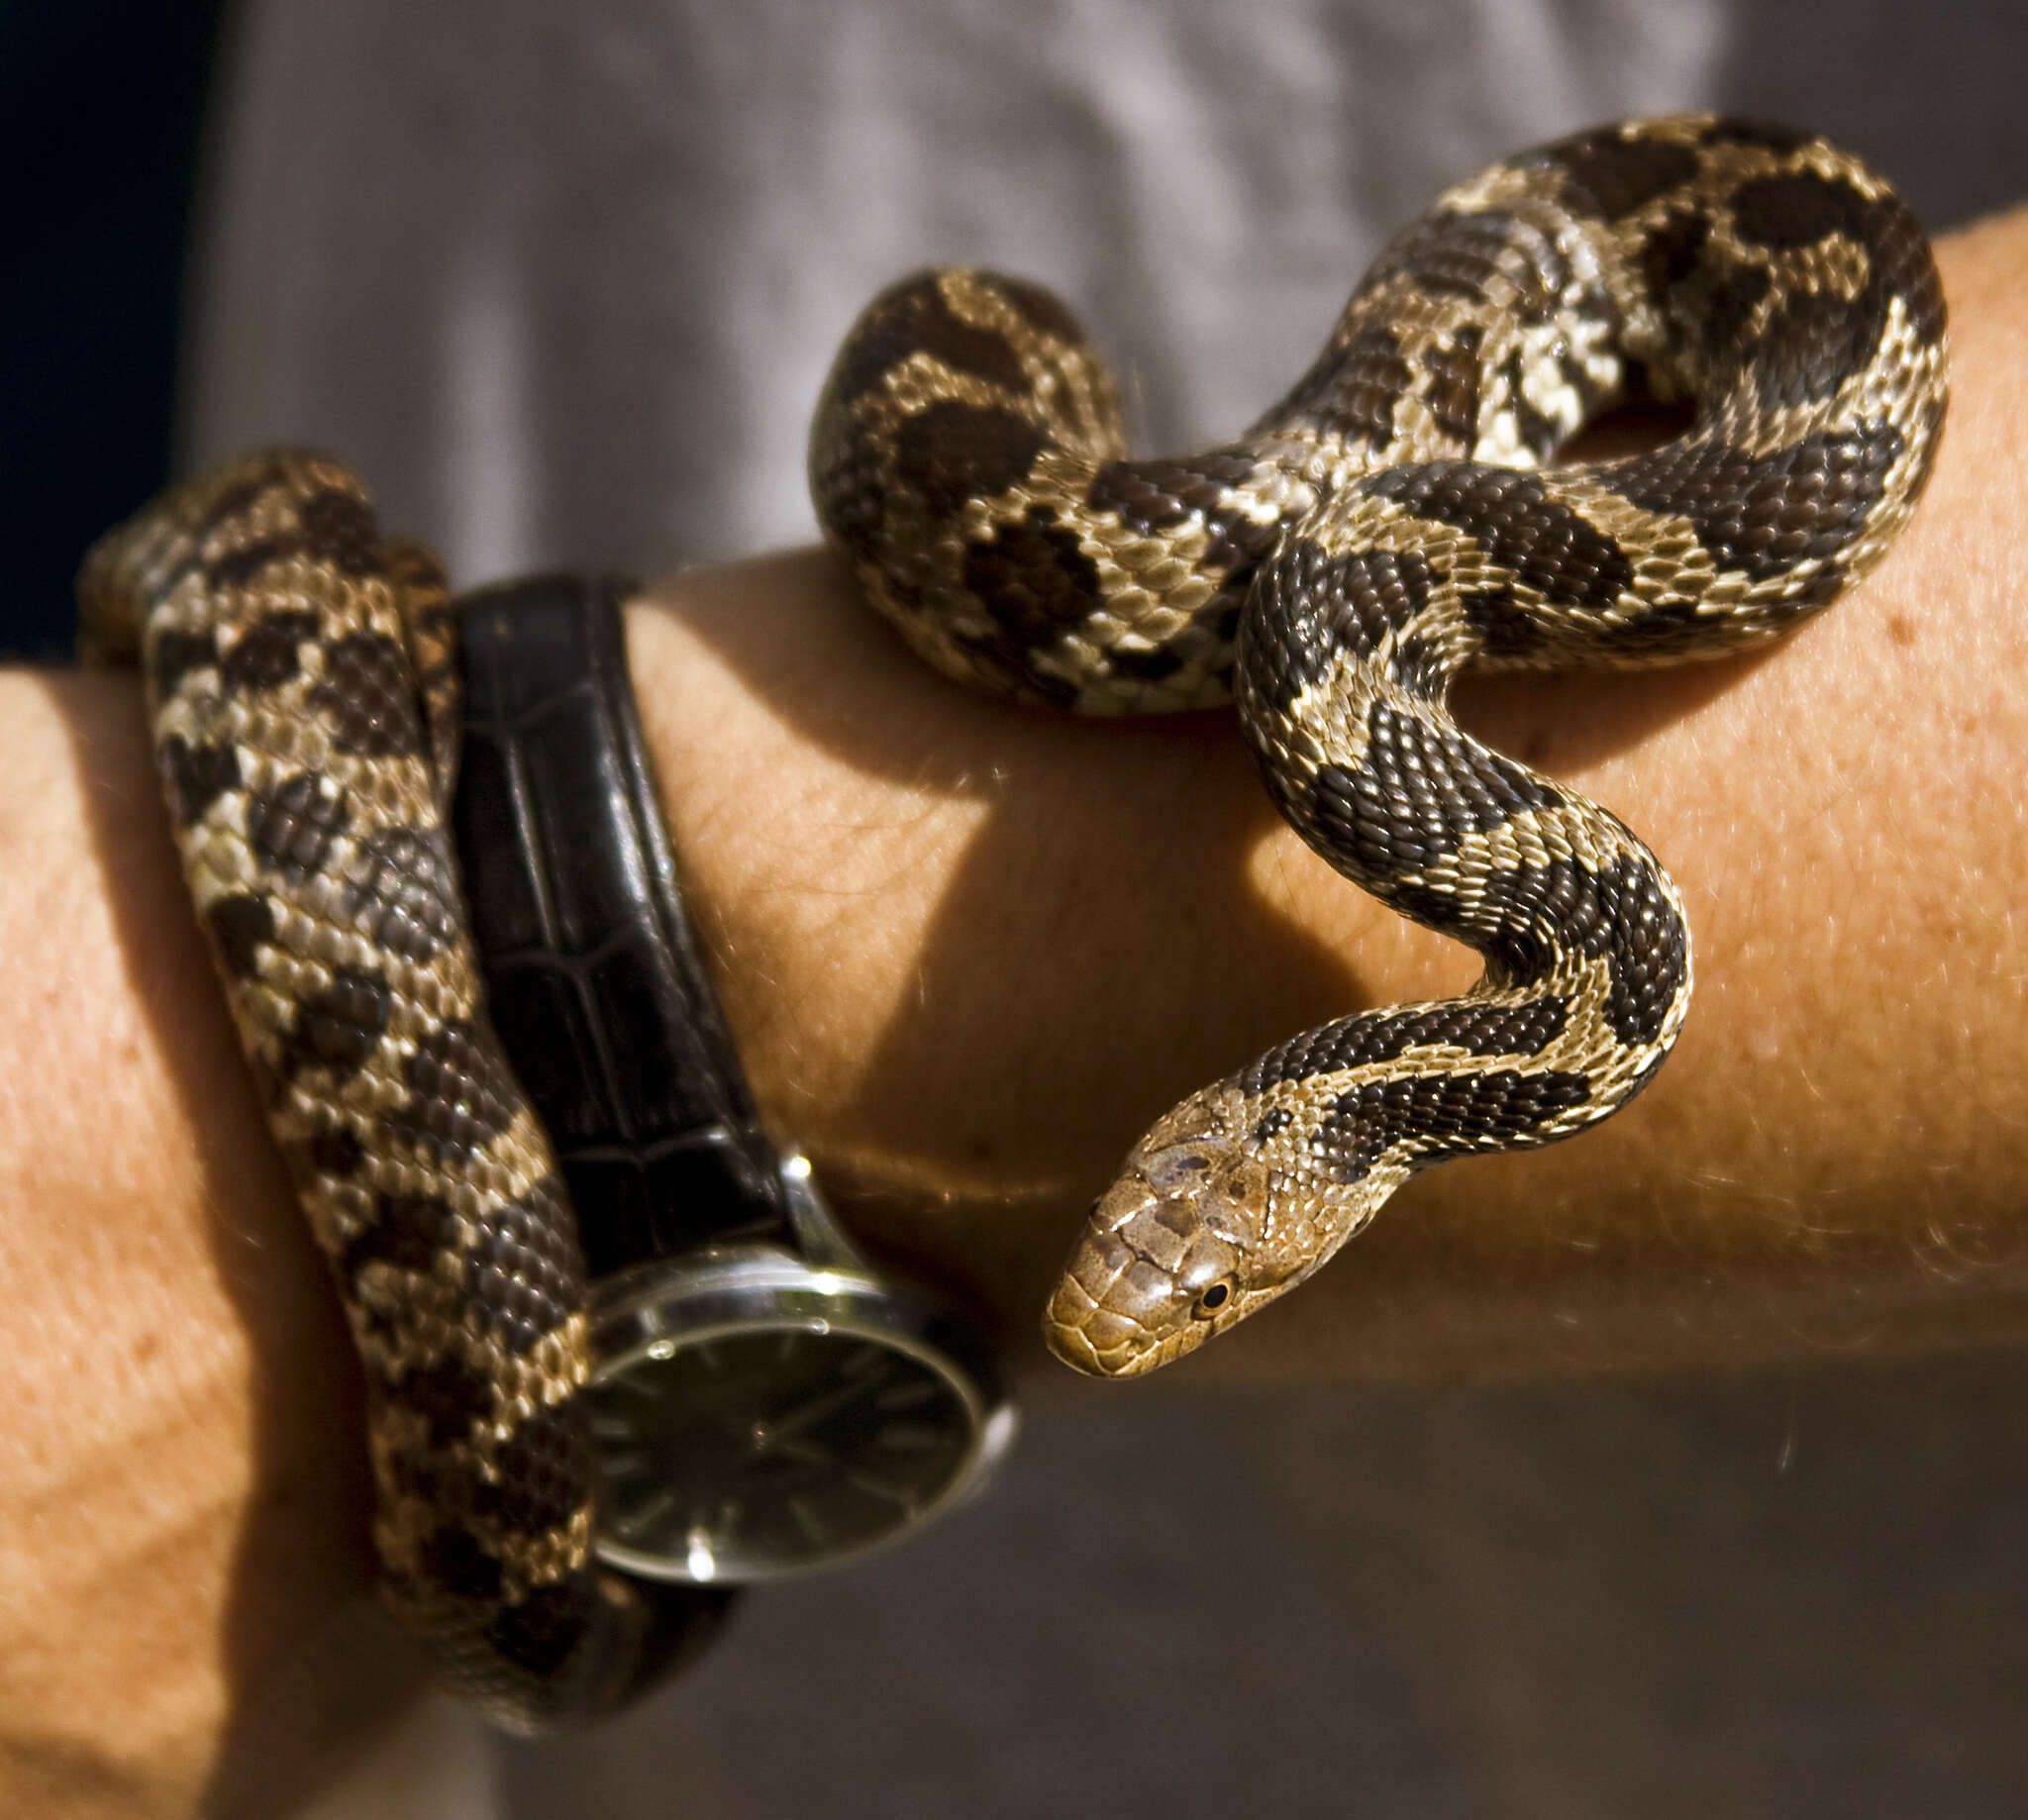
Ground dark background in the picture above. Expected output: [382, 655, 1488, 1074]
[1, 2, 226, 658]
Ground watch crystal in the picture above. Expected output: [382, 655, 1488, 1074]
[587, 1319, 979, 1582]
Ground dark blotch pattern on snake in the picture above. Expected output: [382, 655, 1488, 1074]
[77, 453, 727, 1725]
[809, 116, 1947, 1375]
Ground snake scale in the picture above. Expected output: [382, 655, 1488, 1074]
[808, 115, 1947, 1375]
[78, 117, 1943, 1715]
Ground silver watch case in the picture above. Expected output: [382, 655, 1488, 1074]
[584, 1153, 1017, 1586]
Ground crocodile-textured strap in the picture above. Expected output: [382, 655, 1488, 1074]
[452, 573, 792, 1275]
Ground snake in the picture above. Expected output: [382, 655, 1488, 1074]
[807, 115, 1948, 1377]
[75, 115, 1944, 1717]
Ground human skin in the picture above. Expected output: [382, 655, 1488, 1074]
[1, 207, 2023, 1816]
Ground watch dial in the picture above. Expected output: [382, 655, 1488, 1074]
[586, 1321, 979, 1582]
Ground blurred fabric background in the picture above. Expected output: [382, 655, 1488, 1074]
[13, 4, 2028, 1816]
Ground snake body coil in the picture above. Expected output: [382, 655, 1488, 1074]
[810, 116, 1948, 1375]
[78, 457, 722, 1725]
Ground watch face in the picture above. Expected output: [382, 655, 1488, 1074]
[586, 1316, 988, 1583]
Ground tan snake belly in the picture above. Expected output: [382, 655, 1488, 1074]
[808, 116, 1948, 1376]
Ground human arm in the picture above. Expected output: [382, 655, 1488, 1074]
[2, 205, 2024, 1816]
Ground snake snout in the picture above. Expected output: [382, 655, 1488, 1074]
[1042, 1142, 1248, 1376]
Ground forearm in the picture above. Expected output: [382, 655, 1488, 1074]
[0, 205, 2023, 1813]
[626, 204, 2028, 1378]
[0, 674, 410, 1818]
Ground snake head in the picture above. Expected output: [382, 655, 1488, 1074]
[1043, 1085, 1302, 1376]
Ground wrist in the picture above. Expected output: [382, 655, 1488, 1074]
[620, 553, 1427, 1348]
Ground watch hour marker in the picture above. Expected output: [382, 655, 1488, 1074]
[845, 1471, 912, 1509]
[613, 1488, 674, 1540]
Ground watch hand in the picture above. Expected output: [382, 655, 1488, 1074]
[750, 1430, 831, 1466]
[760, 1368, 881, 1444]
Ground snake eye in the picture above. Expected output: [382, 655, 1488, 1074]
[1191, 1280, 1233, 1320]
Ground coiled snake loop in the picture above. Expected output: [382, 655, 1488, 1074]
[809, 116, 1948, 1376]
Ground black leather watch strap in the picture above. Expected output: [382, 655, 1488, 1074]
[451, 573, 791, 1275]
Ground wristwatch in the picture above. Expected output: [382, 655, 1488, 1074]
[450, 574, 1015, 1589]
